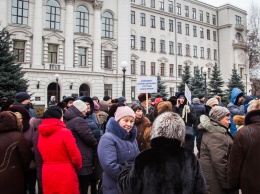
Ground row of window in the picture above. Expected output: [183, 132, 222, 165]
[11, 0, 114, 38]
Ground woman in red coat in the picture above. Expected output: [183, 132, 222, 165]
[38, 106, 82, 194]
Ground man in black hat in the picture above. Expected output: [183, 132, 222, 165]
[14, 92, 37, 117]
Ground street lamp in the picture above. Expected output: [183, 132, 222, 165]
[245, 73, 248, 95]
[202, 67, 207, 101]
[55, 74, 59, 103]
[121, 61, 128, 97]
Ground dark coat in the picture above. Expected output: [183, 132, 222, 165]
[98, 117, 139, 194]
[0, 111, 32, 194]
[227, 109, 260, 194]
[64, 105, 98, 175]
[118, 137, 207, 194]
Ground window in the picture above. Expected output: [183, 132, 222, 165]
[169, 87, 174, 96]
[177, 3, 181, 15]
[186, 44, 190, 56]
[169, 19, 173, 31]
[160, 17, 165, 30]
[131, 86, 136, 99]
[208, 68, 211, 79]
[140, 13, 146, 26]
[131, 60, 135, 74]
[193, 25, 197, 37]
[185, 24, 189, 35]
[185, 6, 189, 17]
[131, 11, 135, 24]
[159, 0, 164, 10]
[199, 10, 203, 21]
[131, 0, 135, 2]
[48, 44, 58, 63]
[78, 47, 86, 66]
[141, 0, 145, 5]
[235, 15, 241, 24]
[141, 61, 146, 75]
[76, 6, 89, 34]
[194, 66, 198, 74]
[214, 49, 217, 60]
[169, 1, 173, 12]
[160, 63, 165, 76]
[169, 64, 174, 76]
[151, 38, 156, 51]
[200, 27, 204, 38]
[151, 15, 155, 27]
[235, 33, 242, 41]
[160, 40, 165, 53]
[200, 47, 204, 58]
[213, 31, 217, 41]
[192, 8, 196, 19]
[13, 40, 25, 62]
[206, 12, 210, 23]
[104, 84, 112, 98]
[193, 45, 197, 57]
[151, 62, 155, 75]
[104, 51, 112, 69]
[131, 35, 135, 49]
[212, 14, 216, 25]
[46, 0, 61, 29]
[169, 41, 174, 54]
[102, 12, 113, 38]
[11, 0, 29, 25]
[207, 29, 210, 40]
[177, 22, 182, 33]
[178, 43, 182, 55]
[178, 65, 182, 77]
[151, 0, 155, 8]
[140, 36, 146, 50]
[207, 48, 211, 59]
[240, 68, 244, 78]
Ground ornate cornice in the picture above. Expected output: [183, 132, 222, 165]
[65, 0, 75, 5]
[93, 0, 103, 10]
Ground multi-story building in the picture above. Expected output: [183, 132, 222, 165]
[0, 0, 249, 107]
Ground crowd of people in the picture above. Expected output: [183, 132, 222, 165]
[0, 88, 259, 194]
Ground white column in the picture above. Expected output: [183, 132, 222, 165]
[92, 1, 103, 72]
[0, 0, 7, 30]
[32, 0, 43, 68]
[64, 0, 75, 70]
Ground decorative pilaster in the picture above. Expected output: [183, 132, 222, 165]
[25, 40, 31, 63]
[43, 43, 48, 63]
[59, 45, 64, 64]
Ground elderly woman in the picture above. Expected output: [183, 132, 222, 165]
[98, 106, 139, 194]
[118, 111, 206, 194]
[199, 106, 236, 194]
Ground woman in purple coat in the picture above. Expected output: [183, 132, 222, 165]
[98, 106, 139, 194]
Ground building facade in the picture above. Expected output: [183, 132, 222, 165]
[0, 0, 249, 107]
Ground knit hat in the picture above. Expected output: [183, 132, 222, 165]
[192, 98, 200, 104]
[73, 100, 87, 112]
[154, 97, 163, 105]
[42, 106, 63, 119]
[15, 92, 30, 103]
[150, 112, 185, 144]
[131, 103, 142, 112]
[118, 96, 126, 105]
[138, 93, 151, 102]
[62, 96, 75, 104]
[114, 106, 135, 121]
[93, 101, 100, 111]
[206, 98, 219, 107]
[92, 96, 99, 100]
[209, 106, 230, 122]
[103, 95, 111, 101]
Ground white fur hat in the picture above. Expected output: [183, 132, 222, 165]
[73, 100, 87, 112]
[150, 112, 186, 144]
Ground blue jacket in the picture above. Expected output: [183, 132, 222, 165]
[97, 117, 139, 194]
[227, 88, 244, 134]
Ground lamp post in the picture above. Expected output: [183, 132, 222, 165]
[202, 67, 207, 101]
[55, 74, 59, 103]
[121, 61, 128, 97]
[245, 73, 248, 95]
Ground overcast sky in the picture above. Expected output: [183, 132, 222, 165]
[199, 0, 260, 12]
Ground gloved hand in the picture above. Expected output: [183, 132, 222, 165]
[184, 105, 190, 113]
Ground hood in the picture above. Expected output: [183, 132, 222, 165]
[106, 117, 137, 142]
[244, 109, 260, 125]
[230, 88, 243, 104]
[199, 115, 227, 133]
[63, 105, 85, 121]
[78, 96, 94, 115]
[38, 118, 66, 137]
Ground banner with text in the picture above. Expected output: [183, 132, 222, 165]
[137, 77, 158, 93]
[185, 83, 192, 105]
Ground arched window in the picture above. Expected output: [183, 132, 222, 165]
[102, 12, 113, 38]
[76, 6, 89, 34]
[235, 33, 242, 41]
[46, 0, 61, 30]
[11, 0, 29, 25]
[207, 48, 211, 59]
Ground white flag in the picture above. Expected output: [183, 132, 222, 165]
[185, 83, 192, 104]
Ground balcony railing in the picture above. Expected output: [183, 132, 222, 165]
[232, 40, 248, 51]
[234, 24, 245, 31]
